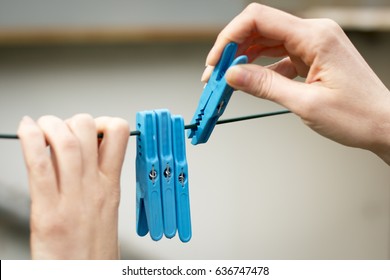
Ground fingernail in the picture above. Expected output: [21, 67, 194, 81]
[205, 46, 216, 66]
[201, 65, 213, 83]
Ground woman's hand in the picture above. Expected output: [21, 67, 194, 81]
[203, 3, 390, 164]
[18, 114, 129, 259]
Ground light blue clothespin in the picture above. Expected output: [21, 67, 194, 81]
[136, 110, 191, 242]
[172, 115, 191, 242]
[136, 111, 164, 241]
[188, 42, 248, 145]
[155, 109, 177, 238]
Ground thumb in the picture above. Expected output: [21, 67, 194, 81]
[226, 64, 311, 112]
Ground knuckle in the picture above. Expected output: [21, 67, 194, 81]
[245, 2, 262, 14]
[241, 3, 264, 23]
[31, 211, 70, 236]
[302, 18, 346, 59]
[72, 113, 94, 123]
[317, 18, 343, 36]
[29, 156, 52, 175]
[37, 115, 57, 126]
[299, 98, 318, 120]
[18, 122, 41, 139]
[298, 89, 327, 120]
[244, 3, 270, 20]
[251, 69, 274, 100]
[61, 137, 79, 151]
[92, 191, 106, 209]
[90, 186, 120, 209]
[55, 134, 78, 152]
[37, 115, 81, 151]
[310, 18, 344, 42]
[320, 18, 342, 31]
[108, 118, 130, 135]
[69, 113, 95, 128]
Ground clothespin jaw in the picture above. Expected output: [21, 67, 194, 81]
[188, 42, 248, 145]
[172, 115, 191, 242]
[136, 111, 164, 241]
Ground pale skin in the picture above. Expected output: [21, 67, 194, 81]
[18, 114, 129, 259]
[16, 3, 390, 260]
[202, 3, 390, 165]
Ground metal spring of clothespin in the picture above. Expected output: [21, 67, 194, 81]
[136, 109, 191, 242]
[187, 42, 248, 145]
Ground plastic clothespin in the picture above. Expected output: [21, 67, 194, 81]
[155, 109, 177, 238]
[136, 111, 164, 241]
[188, 42, 248, 145]
[172, 115, 191, 242]
[135, 109, 191, 242]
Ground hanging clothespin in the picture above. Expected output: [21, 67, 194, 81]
[135, 109, 191, 242]
[172, 115, 191, 242]
[155, 109, 176, 238]
[136, 111, 164, 241]
[188, 42, 248, 145]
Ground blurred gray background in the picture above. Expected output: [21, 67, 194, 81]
[0, 0, 389, 259]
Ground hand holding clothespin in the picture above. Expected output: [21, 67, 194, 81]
[135, 43, 248, 243]
[188, 42, 248, 145]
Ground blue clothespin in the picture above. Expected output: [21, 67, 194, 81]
[155, 109, 177, 238]
[136, 110, 191, 242]
[136, 111, 164, 241]
[188, 42, 248, 145]
[172, 115, 191, 242]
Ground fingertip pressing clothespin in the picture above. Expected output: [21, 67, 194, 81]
[135, 109, 191, 242]
[188, 42, 248, 145]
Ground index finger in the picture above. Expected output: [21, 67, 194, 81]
[95, 117, 129, 181]
[205, 3, 303, 67]
[17, 116, 59, 206]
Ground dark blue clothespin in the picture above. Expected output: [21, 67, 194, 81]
[188, 42, 248, 145]
[136, 109, 191, 242]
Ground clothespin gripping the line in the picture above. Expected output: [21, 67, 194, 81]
[135, 109, 191, 242]
[187, 42, 248, 145]
[135, 111, 164, 241]
[0, 110, 292, 140]
[172, 115, 191, 243]
[155, 109, 177, 239]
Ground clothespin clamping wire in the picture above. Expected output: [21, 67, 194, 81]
[0, 43, 291, 142]
[136, 110, 191, 242]
[0, 42, 293, 244]
[187, 42, 248, 145]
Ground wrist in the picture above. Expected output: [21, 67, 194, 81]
[370, 89, 390, 165]
[373, 135, 390, 166]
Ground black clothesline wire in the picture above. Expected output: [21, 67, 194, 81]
[0, 109, 292, 140]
